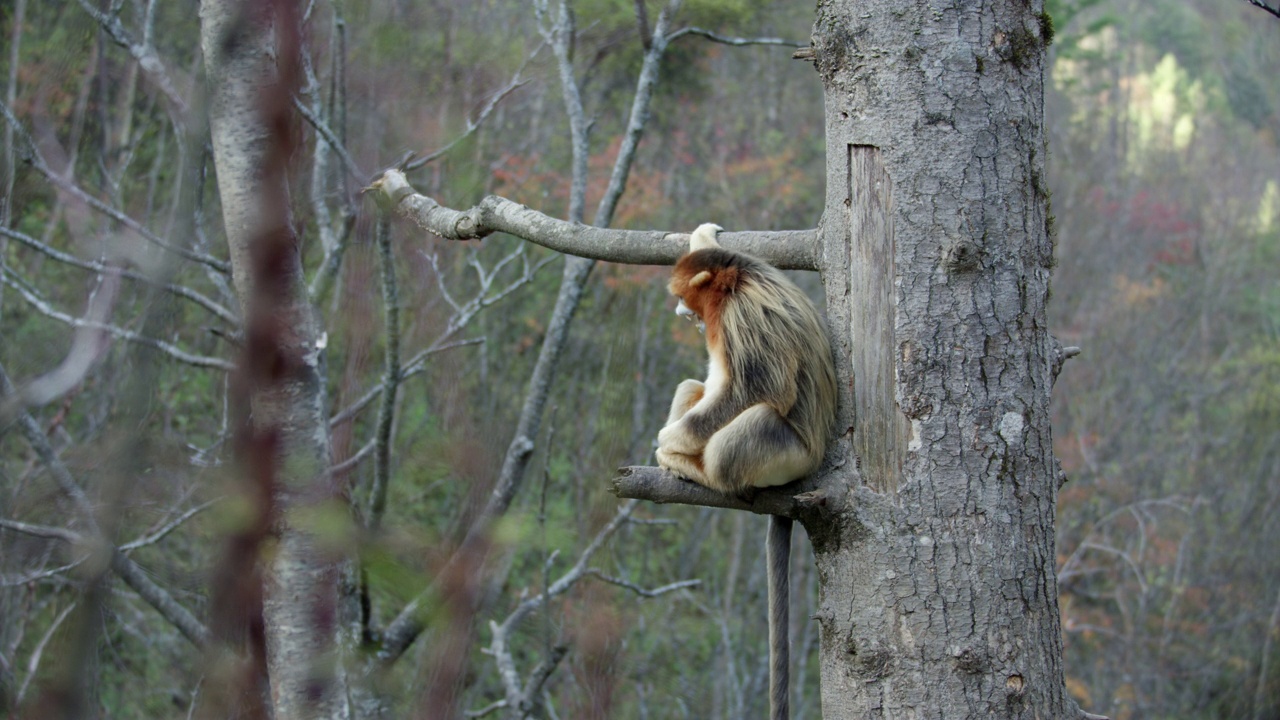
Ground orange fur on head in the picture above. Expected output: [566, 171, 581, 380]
[669, 251, 747, 346]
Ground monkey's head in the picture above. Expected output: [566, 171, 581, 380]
[669, 224, 748, 338]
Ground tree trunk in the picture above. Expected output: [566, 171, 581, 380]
[200, 2, 350, 719]
[811, 0, 1069, 716]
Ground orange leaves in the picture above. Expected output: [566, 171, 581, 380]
[1112, 274, 1168, 307]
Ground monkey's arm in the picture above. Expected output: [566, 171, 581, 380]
[663, 379, 705, 426]
[656, 380, 745, 455]
[657, 379, 729, 484]
[657, 378, 719, 455]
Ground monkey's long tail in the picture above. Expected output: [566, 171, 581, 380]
[767, 514, 792, 720]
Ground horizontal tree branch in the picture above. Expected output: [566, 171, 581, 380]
[611, 466, 841, 520]
[1, 269, 235, 372]
[668, 26, 805, 47]
[585, 570, 701, 598]
[0, 226, 238, 324]
[370, 169, 820, 271]
[0, 517, 81, 543]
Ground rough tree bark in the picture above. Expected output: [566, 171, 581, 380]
[201, 2, 350, 719]
[806, 0, 1076, 715]
[376, 0, 1094, 715]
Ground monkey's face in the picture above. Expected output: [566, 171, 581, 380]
[670, 247, 742, 339]
[675, 297, 705, 334]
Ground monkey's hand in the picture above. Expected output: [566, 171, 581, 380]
[657, 419, 704, 456]
[656, 437, 709, 486]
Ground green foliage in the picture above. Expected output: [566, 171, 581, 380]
[1046, 0, 1117, 59]
[1048, 3, 1280, 709]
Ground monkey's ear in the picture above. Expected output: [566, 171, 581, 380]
[689, 223, 723, 251]
[688, 270, 713, 288]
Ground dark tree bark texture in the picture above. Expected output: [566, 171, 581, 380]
[810, 0, 1068, 716]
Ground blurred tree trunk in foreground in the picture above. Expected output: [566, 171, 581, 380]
[201, 2, 350, 718]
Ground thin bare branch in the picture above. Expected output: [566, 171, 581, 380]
[329, 337, 486, 428]
[592, 0, 678, 228]
[0, 226, 237, 324]
[332, 437, 375, 475]
[297, 37, 361, 305]
[0, 517, 82, 543]
[16, 269, 121, 407]
[306, 211, 357, 304]
[465, 700, 510, 719]
[372, 169, 820, 270]
[0, 522, 210, 646]
[405, 61, 535, 172]
[0, 99, 229, 273]
[519, 645, 569, 716]
[535, 0, 589, 223]
[0, 362, 211, 646]
[15, 601, 76, 704]
[1, 0, 23, 231]
[1056, 497, 1195, 584]
[294, 97, 366, 181]
[328, 239, 551, 429]
[634, 0, 653, 49]
[110, 549, 210, 646]
[483, 502, 649, 717]
[74, 0, 189, 118]
[1, 362, 100, 517]
[584, 571, 701, 598]
[119, 499, 221, 551]
[502, 500, 639, 632]
[0, 558, 88, 587]
[667, 26, 805, 47]
[1254, 585, 1280, 720]
[1242, 0, 1280, 18]
[0, 269, 235, 372]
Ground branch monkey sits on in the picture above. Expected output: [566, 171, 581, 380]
[657, 223, 837, 720]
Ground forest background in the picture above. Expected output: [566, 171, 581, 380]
[0, 0, 1277, 718]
